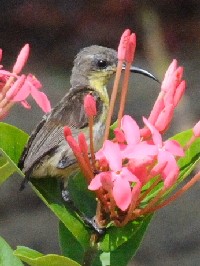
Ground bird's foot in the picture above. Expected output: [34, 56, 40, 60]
[83, 216, 106, 235]
[61, 188, 105, 235]
[61, 189, 72, 203]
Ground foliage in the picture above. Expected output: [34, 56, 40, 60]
[0, 122, 200, 265]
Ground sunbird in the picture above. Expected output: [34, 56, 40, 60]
[18, 45, 157, 210]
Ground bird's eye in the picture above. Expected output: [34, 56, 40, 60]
[96, 59, 108, 69]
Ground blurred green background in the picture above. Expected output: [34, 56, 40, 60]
[1, 1, 200, 265]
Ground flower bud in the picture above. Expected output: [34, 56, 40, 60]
[193, 120, 200, 137]
[63, 126, 72, 138]
[125, 33, 136, 63]
[12, 44, 30, 74]
[0, 49, 2, 62]
[117, 29, 131, 61]
[84, 94, 97, 116]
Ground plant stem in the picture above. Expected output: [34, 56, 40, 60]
[117, 62, 131, 127]
[89, 116, 96, 170]
[104, 60, 123, 141]
[82, 233, 99, 266]
[147, 171, 200, 213]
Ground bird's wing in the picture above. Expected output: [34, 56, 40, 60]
[20, 86, 102, 176]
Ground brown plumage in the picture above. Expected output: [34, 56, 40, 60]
[19, 46, 118, 190]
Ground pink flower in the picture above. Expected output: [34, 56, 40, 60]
[144, 60, 186, 135]
[193, 120, 200, 137]
[64, 31, 200, 227]
[143, 117, 184, 188]
[128, 158, 152, 185]
[0, 49, 2, 62]
[10, 74, 51, 113]
[161, 60, 180, 93]
[154, 104, 174, 132]
[0, 70, 17, 78]
[162, 62, 184, 106]
[115, 115, 158, 160]
[0, 75, 7, 92]
[89, 140, 141, 211]
[0, 45, 51, 116]
[5, 75, 26, 100]
[173, 80, 186, 107]
[120, 115, 140, 145]
[114, 128, 126, 143]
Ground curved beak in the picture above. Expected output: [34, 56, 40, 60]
[122, 65, 160, 83]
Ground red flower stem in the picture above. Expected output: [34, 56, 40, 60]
[81, 148, 93, 174]
[73, 151, 93, 184]
[138, 188, 166, 216]
[0, 98, 9, 109]
[117, 62, 131, 127]
[107, 190, 117, 220]
[137, 176, 162, 205]
[0, 76, 15, 100]
[118, 198, 138, 227]
[88, 116, 96, 170]
[73, 151, 108, 206]
[146, 171, 200, 213]
[96, 189, 110, 212]
[78, 133, 92, 172]
[0, 101, 15, 119]
[104, 60, 123, 141]
[94, 201, 106, 228]
[183, 135, 196, 151]
[67, 138, 108, 208]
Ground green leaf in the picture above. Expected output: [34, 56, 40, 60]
[59, 213, 151, 266]
[173, 129, 200, 181]
[0, 122, 28, 164]
[159, 129, 200, 199]
[0, 123, 28, 185]
[0, 236, 24, 266]
[93, 215, 152, 266]
[59, 221, 84, 264]
[0, 149, 24, 185]
[14, 246, 81, 266]
[92, 251, 110, 266]
[109, 121, 118, 139]
[31, 177, 91, 250]
[29, 128, 200, 259]
[32, 173, 153, 254]
[0, 151, 16, 185]
[110, 215, 152, 266]
[67, 172, 97, 217]
[99, 214, 153, 252]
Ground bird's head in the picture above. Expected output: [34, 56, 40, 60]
[70, 45, 118, 89]
[70, 45, 158, 102]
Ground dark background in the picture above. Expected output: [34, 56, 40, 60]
[1, 1, 200, 265]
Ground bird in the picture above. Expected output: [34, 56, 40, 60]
[18, 45, 158, 230]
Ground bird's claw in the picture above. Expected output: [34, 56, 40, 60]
[61, 189, 105, 235]
[84, 216, 106, 235]
[61, 189, 72, 203]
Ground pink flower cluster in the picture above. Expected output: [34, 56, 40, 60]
[0, 44, 51, 119]
[64, 29, 200, 227]
[89, 115, 184, 212]
[141, 59, 186, 136]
